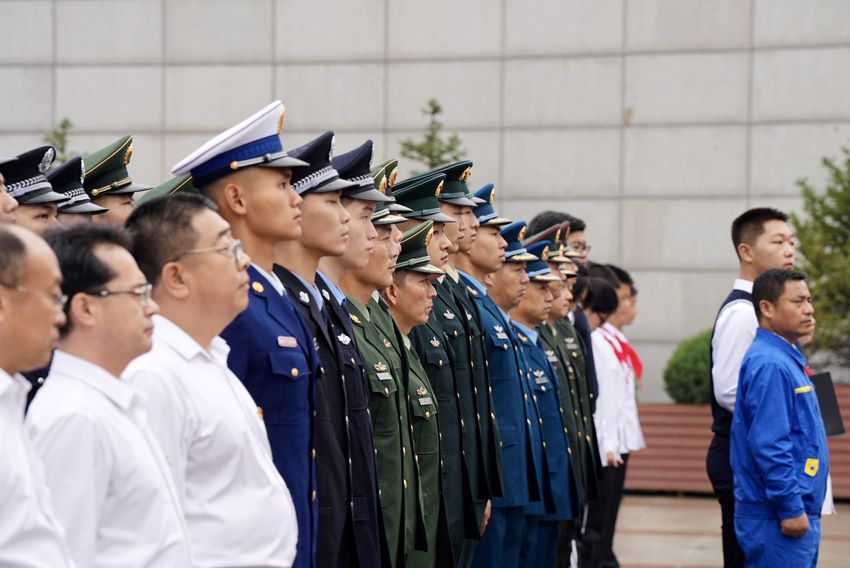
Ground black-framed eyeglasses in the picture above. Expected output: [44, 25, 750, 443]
[171, 239, 244, 268]
[87, 283, 153, 306]
[0, 282, 68, 312]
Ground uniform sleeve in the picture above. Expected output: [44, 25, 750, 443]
[125, 368, 192, 505]
[741, 364, 803, 519]
[711, 302, 758, 411]
[26, 412, 110, 567]
[220, 313, 250, 381]
[591, 331, 621, 464]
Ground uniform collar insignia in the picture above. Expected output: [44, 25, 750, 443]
[298, 291, 310, 304]
[374, 362, 388, 372]
[430, 336, 441, 347]
[466, 311, 472, 320]
[533, 369, 545, 378]
[443, 310, 455, 320]
[383, 338, 392, 348]
[321, 288, 331, 301]
[416, 386, 428, 397]
[350, 314, 362, 325]
[518, 333, 528, 343]
[467, 286, 478, 296]
[494, 324, 503, 333]
[338, 333, 351, 345]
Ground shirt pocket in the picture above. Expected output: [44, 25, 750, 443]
[409, 396, 439, 456]
[366, 368, 399, 435]
[265, 350, 310, 423]
[791, 385, 821, 484]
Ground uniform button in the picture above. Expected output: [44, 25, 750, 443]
[312, 448, 317, 459]
[404, 479, 408, 489]
[438, 360, 443, 367]
[489, 386, 493, 395]
[474, 386, 478, 395]
[527, 419, 531, 426]
[426, 411, 431, 418]
[476, 412, 481, 421]
[583, 416, 588, 423]
[470, 361, 475, 369]
[291, 368, 299, 377]
[460, 419, 465, 428]
[568, 448, 573, 455]
[539, 418, 543, 425]
[490, 412, 496, 421]
[454, 330, 459, 337]
[415, 455, 419, 465]
[312, 490, 317, 502]
[441, 459, 444, 468]
[564, 427, 568, 434]
[533, 395, 538, 402]
[541, 386, 546, 392]
[502, 345, 508, 351]
[403, 446, 407, 456]
[379, 489, 382, 497]
[384, 387, 389, 395]
[543, 442, 547, 448]
[586, 435, 592, 442]
[37, 377, 45, 385]
[524, 394, 528, 401]
[351, 357, 355, 364]
[559, 406, 564, 413]
[572, 353, 578, 358]
[456, 392, 460, 399]
[500, 441, 504, 448]
[439, 432, 442, 441]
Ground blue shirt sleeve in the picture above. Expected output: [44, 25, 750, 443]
[742, 362, 804, 519]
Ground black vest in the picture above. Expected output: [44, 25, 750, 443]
[709, 288, 752, 436]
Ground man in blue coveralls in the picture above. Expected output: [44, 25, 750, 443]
[730, 268, 828, 567]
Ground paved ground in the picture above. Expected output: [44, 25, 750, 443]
[616, 494, 850, 568]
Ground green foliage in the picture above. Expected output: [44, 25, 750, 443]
[44, 118, 76, 165]
[664, 329, 712, 404]
[792, 146, 850, 368]
[399, 99, 466, 173]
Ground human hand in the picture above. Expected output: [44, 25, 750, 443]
[606, 452, 623, 468]
[479, 500, 492, 535]
[780, 513, 809, 538]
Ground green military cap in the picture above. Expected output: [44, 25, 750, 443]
[396, 221, 444, 275]
[371, 202, 408, 226]
[136, 174, 197, 206]
[83, 135, 152, 198]
[392, 173, 455, 223]
[372, 158, 411, 214]
[400, 160, 476, 207]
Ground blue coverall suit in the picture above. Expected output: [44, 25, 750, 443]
[730, 328, 829, 568]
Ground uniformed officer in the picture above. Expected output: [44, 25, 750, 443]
[394, 172, 477, 566]
[372, 158, 412, 215]
[0, 146, 68, 233]
[48, 156, 108, 227]
[339, 167, 424, 568]
[510, 241, 576, 567]
[82, 135, 151, 228]
[0, 155, 21, 223]
[731, 269, 828, 567]
[135, 174, 196, 206]
[380, 221, 446, 568]
[458, 213, 546, 567]
[170, 100, 319, 568]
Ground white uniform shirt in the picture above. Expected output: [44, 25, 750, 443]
[124, 315, 298, 568]
[711, 278, 756, 412]
[25, 351, 191, 568]
[0, 369, 75, 568]
[591, 325, 646, 465]
[606, 324, 645, 453]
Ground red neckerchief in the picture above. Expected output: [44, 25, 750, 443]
[600, 325, 643, 383]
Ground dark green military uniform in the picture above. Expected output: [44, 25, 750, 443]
[348, 296, 423, 567]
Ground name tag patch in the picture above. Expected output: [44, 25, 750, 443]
[278, 336, 298, 348]
[418, 397, 433, 406]
[377, 372, 393, 382]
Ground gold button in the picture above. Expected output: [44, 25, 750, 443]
[403, 446, 406, 456]
[291, 368, 299, 377]
[426, 411, 431, 418]
[312, 448, 316, 459]
[312, 490, 317, 502]
[460, 419, 465, 428]
[502, 344, 508, 351]
[476, 412, 481, 421]
[539, 418, 543, 425]
[568, 448, 572, 455]
[474, 386, 478, 395]
[490, 412, 496, 420]
[403, 479, 408, 489]
[524, 394, 528, 401]
[543, 442, 547, 448]
[438, 360, 443, 367]
[415, 455, 419, 464]
[527, 419, 531, 426]
[541, 386, 546, 392]
[384, 387, 389, 395]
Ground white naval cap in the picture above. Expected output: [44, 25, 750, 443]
[171, 100, 308, 187]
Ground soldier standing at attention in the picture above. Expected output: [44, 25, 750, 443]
[168, 101, 319, 568]
[83, 136, 152, 229]
[381, 222, 447, 568]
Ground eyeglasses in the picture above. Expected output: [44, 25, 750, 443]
[568, 243, 591, 254]
[0, 283, 68, 312]
[87, 283, 153, 306]
[172, 239, 244, 268]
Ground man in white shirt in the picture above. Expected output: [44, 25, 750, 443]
[124, 193, 299, 568]
[26, 224, 191, 568]
[0, 223, 75, 567]
[706, 208, 795, 568]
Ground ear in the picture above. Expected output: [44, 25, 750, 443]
[758, 299, 775, 320]
[737, 242, 754, 264]
[381, 283, 399, 308]
[68, 292, 97, 330]
[483, 272, 494, 286]
[223, 182, 248, 216]
[159, 262, 191, 301]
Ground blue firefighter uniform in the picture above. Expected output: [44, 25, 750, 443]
[730, 328, 829, 568]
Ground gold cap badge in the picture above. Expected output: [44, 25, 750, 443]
[124, 145, 133, 166]
[459, 166, 473, 182]
[542, 246, 550, 261]
[434, 179, 444, 198]
[518, 226, 527, 241]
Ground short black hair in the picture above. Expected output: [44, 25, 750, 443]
[607, 263, 637, 295]
[571, 263, 591, 305]
[0, 225, 27, 288]
[731, 208, 789, 260]
[588, 262, 620, 287]
[586, 277, 619, 316]
[125, 193, 218, 286]
[752, 268, 807, 321]
[528, 210, 586, 238]
[42, 225, 132, 337]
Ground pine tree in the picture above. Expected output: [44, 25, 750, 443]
[44, 118, 76, 165]
[792, 146, 850, 367]
[399, 99, 466, 173]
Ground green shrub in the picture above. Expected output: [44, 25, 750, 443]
[664, 329, 712, 404]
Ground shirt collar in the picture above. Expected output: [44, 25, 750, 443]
[49, 350, 136, 410]
[512, 320, 539, 344]
[756, 327, 808, 369]
[457, 269, 486, 296]
[293, 272, 324, 311]
[444, 265, 461, 283]
[317, 271, 346, 306]
[252, 263, 285, 296]
[152, 314, 230, 366]
[0, 368, 30, 421]
[734, 278, 753, 293]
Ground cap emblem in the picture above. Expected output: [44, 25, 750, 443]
[79, 158, 86, 184]
[39, 148, 55, 173]
[277, 108, 286, 134]
[378, 177, 388, 194]
[124, 145, 133, 166]
[434, 179, 444, 198]
[489, 188, 496, 204]
[425, 227, 434, 247]
[518, 226, 527, 241]
[459, 166, 473, 182]
[542, 246, 550, 261]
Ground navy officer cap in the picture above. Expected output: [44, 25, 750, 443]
[289, 132, 357, 196]
[0, 146, 69, 205]
[332, 140, 393, 203]
[172, 100, 308, 187]
[471, 183, 511, 227]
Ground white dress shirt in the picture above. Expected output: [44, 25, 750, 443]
[0, 369, 75, 568]
[606, 325, 646, 453]
[124, 315, 298, 568]
[711, 278, 756, 412]
[25, 351, 191, 568]
[591, 325, 645, 465]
